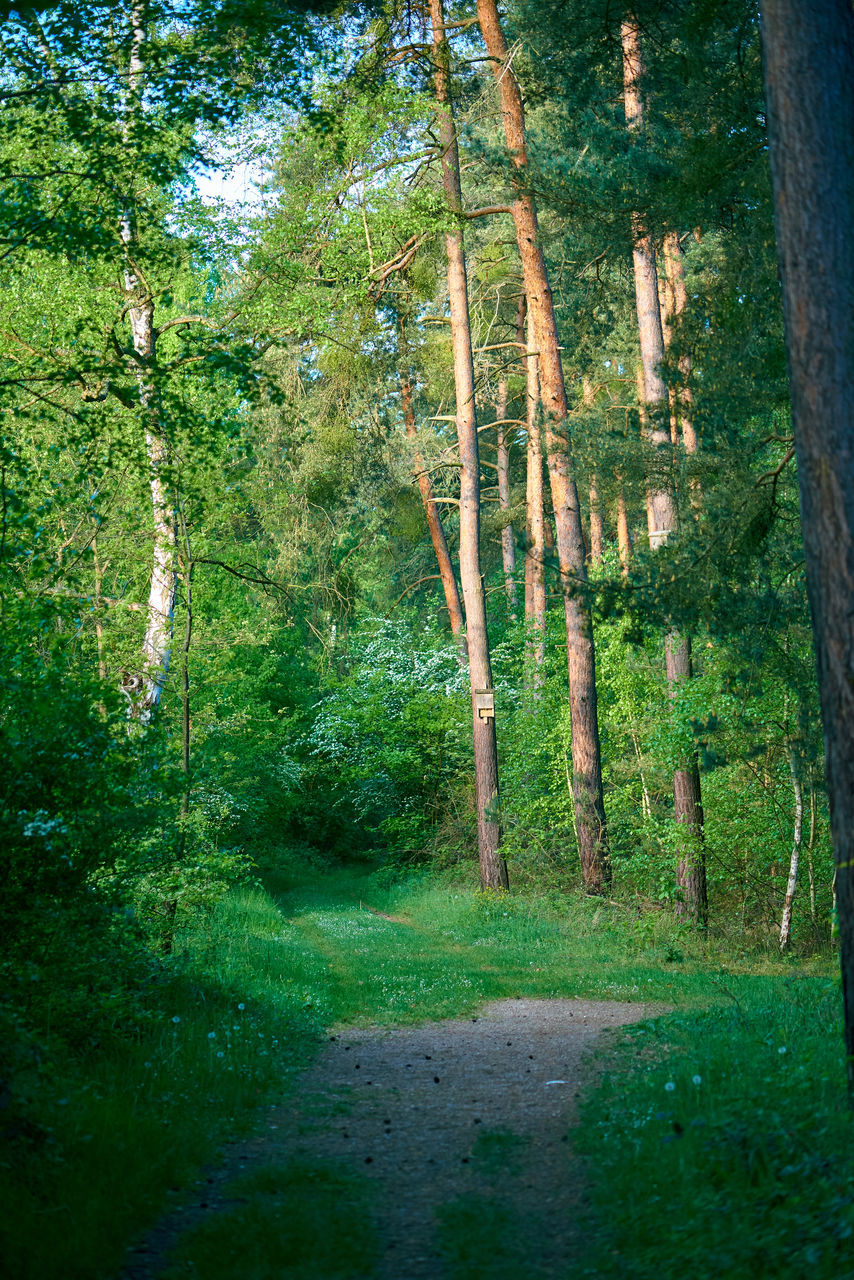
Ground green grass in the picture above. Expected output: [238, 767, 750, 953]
[1, 862, 848, 1279]
[436, 1195, 541, 1280]
[575, 978, 854, 1279]
[161, 1162, 379, 1280]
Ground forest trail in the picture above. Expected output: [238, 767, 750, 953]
[125, 999, 651, 1280]
[122, 879, 663, 1280]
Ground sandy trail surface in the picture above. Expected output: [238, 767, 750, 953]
[124, 998, 658, 1279]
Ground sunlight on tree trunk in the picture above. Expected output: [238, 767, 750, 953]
[399, 351, 467, 653]
[523, 304, 547, 689]
[662, 231, 700, 458]
[617, 488, 631, 577]
[430, 0, 507, 890]
[120, 2, 176, 722]
[477, 0, 609, 892]
[496, 373, 518, 614]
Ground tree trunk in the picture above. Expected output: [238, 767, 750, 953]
[622, 17, 706, 921]
[760, 0, 854, 1090]
[780, 745, 804, 951]
[476, 0, 609, 892]
[430, 0, 507, 890]
[589, 476, 603, 565]
[399, 359, 466, 648]
[617, 487, 631, 576]
[583, 379, 604, 566]
[662, 230, 699, 456]
[523, 303, 547, 686]
[807, 777, 817, 923]
[92, 529, 107, 683]
[496, 373, 518, 613]
[666, 633, 707, 922]
[120, 3, 176, 721]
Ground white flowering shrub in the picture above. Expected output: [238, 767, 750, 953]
[299, 619, 470, 856]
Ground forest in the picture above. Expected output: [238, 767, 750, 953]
[2, 1, 853, 1277]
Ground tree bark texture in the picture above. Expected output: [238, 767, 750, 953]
[589, 476, 603, 565]
[779, 746, 803, 951]
[617, 487, 631, 576]
[623, 18, 706, 920]
[583, 380, 603, 564]
[399, 363, 466, 646]
[120, 6, 176, 721]
[523, 304, 547, 685]
[477, 0, 609, 892]
[662, 231, 699, 456]
[495, 373, 518, 613]
[760, 0, 854, 1086]
[431, 0, 507, 890]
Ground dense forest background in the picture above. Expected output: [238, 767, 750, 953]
[2, 1, 852, 1277]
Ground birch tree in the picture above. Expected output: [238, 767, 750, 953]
[119, 4, 177, 720]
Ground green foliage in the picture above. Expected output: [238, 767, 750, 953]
[0, 3, 847, 1276]
[301, 619, 470, 854]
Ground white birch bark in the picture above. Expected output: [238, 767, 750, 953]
[780, 747, 804, 951]
[120, 3, 177, 720]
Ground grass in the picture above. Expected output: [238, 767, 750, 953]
[161, 1162, 379, 1280]
[1, 860, 849, 1279]
[575, 978, 854, 1278]
[437, 1195, 540, 1280]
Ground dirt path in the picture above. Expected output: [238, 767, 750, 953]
[124, 998, 658, 1279]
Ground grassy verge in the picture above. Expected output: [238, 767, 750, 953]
[1, 862, 846, 1279]
[160, 1162, 379, 1280]
[575, 979, 854, 1278]
[0, 887, 327, 1280]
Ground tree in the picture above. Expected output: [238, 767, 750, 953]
[398, 319, 466, 648]
[621, 15, 707, 922]
[430, 0, 507, 890]
[759, 0, 854, 1087]
[476, 0, 610, 893]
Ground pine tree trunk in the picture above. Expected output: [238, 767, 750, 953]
[583, 381, 603, 565]
[760, 0, 854, 1090]
[666, 633, 707, 921]
[589, 477, 603, 565]
[496, 374, 518, 613]
[523, 304, 547, 685]
[622, 18, 706, 921]
[662, 231, 699, 456]
[399, 361, 466, 648]
[430, 0, 507, 890]
[617, 487, 631, 576]
[476, 0, 609, 892]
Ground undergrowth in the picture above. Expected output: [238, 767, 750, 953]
[0, 862, 847, 1279]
